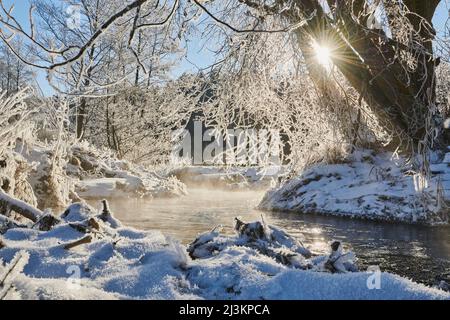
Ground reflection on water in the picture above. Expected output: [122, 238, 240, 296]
[96, 188, 450, 286]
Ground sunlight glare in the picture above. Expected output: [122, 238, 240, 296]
[312, 41, 333, 71]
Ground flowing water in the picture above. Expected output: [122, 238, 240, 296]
[101, 188, 450, 287]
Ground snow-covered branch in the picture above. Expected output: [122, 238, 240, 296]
[0, 190, 43, 223]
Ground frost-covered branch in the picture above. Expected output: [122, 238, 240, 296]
[0, 190, 43, 223]
[0, 251, 29, 300]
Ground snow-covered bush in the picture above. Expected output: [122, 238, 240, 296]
[0, 89, 36, 155]
[67, 140, 187, 199]
[15, 99, 77, 210]
[0, 89, 41, 215]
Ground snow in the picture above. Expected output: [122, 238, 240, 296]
[14, 141, 188, 205]
[76, 178, 134, 199]
[259, 150, 449, 224]
[171, 165, 284, 190]
[68, 143, 188, 199]
[0, 202, 448, 300]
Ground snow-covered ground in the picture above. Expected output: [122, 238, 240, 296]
[69, 143, 188, 200]
[0, 202, 448, 300]
[259, 150, 449, 225]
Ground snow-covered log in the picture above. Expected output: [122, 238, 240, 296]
[325, 241, 358, 273]
[0, 190, 43, 223]
[96, 199, 121, 228]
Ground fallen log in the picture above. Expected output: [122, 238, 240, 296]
[0, 190, 42, 223]
[63, 235, 92, 250]
[69, 218, 100, 234]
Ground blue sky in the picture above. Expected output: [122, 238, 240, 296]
[3, 0, 449, 96]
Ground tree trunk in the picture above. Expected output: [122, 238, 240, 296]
[134, 30, 143, 86]
[76, 97, 87, 140]
[76, 42, 96, 140]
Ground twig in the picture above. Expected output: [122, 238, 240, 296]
[63, 235, 92, 250]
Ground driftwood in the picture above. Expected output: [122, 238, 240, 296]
[189, 217, 312, 269]
[234, 217, 266, 240]
[97, 199, 120, 228]
[33, 214, 61, 231]
[324, 241, 357, 273]
[63, 235, 92, 250]
[69, 223, 89, 234]
[69, 218, 100, 234]
[0, 190, 42, 223]
[99, 199, 111, 222]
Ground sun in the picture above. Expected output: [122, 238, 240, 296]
[312, 40, 333, 71]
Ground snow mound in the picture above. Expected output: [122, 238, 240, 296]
[259, 150, 449, 224]
[1, 204, 449, 300]
[68, 143, 188, 199]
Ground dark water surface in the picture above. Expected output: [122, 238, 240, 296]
[101, 188, 450, 286]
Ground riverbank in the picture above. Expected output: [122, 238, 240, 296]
[103, 188, 450, 287]
[0, 201, 449, 300]
[259, 149, 450, 225]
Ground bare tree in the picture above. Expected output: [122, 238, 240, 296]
[0, 0, 183, 138]
[0, 40, 32, 94]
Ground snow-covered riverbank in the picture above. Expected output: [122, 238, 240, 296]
[1, 202, 448, 300]
[259, 150, 450, 225]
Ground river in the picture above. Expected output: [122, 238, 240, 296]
[101, 188, 450, 287]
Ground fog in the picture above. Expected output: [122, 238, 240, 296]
[99, 188, 267, 244]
